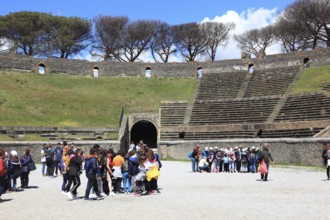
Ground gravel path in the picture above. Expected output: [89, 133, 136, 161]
[1, 161, 329, 220]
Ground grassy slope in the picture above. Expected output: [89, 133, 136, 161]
[290, 65, 330, 95]
[0, 71, 196, 128]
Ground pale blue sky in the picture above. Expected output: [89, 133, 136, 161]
[0, 0, 297, 60]
[0, 0, 295, 25]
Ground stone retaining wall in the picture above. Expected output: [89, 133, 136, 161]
[0, 141, 120, 162]
[1, 48, 330, 77]
[159, 138, 330, 166]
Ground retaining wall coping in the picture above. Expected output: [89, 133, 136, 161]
[0, 140, 120, 145]
[159, 138, 330, 145]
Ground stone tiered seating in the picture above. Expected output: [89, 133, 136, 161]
[244, 66, 300, 97]
[190, 96, 280, 125]
[196, 71, 246, 100]
[160, 102, 187, 126]
[275, 93, 330, 121]
[321, 83, 330, 92]
[260, 127, 325, 138]
[161, 130, 255, 140]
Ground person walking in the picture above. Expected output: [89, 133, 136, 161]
[259, 143, 274, 181]
[65, 149, 82, 200]
[84, 148, 102, 200]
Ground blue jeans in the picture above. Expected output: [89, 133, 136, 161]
[61, 174, 68, 191]
[10, 174, 17, 190]
[123, 172, 131, 193]
[249, 159, 256, 173]
[42, 162, 46, 176]
[0, 176, 6, 195]
[191, 158, 197, 172]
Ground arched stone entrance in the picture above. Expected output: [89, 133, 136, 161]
[130, 120, 157, 148]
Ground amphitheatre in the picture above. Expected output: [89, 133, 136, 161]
[1, 42, 330, 220]
[0, 48, 330, 166]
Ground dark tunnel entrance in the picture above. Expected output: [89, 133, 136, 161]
[130, 120, 157, 148]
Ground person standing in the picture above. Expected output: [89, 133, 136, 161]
[322, 143, 330, 180]
[41, 145, 47, 176]
[45, 145, 55, 177]
[20, 148, 32, 188]
[122, 155, 130, 194]
[0, 148, 7, 200]
[8, 151, 20, 191]
[191, 145, 200, 172]
[54, 143, 63, 176]
[112, 151, 124, 194]
[259, 143, 274, 181]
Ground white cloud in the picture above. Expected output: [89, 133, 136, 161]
[0, 38, 14, 52]
[201, 7, 282, 60]
[80, 7, 283, 62]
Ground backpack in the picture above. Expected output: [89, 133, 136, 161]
[84, 158, 92, 172]
[58, 159, 67, 174]
[249, 153, 256, 160]
[326, 150, 330, 160]
[13, 164, 21, 178]
[187, 152, 193, 158]
[121, 160, 129, 173]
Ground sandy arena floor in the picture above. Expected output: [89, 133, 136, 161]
[0, 161, 329, 220]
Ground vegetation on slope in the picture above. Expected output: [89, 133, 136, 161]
[290, 65, 330, 95]
[0, 71, 196, 128]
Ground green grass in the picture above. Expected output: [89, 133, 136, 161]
[0, 134, 15, 141]
[0, 134, 49, 141]
[290, 65, 330, 95]
[0, 71, 196, 128]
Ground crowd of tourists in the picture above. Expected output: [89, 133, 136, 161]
[0, 147, 35, 200]
[50, 141, 161, 200]
[188, 143, 275, 181]
[0, 140, 161, 201]
[2, 141, 330, 201]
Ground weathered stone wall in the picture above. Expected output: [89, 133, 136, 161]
[0, 141, 120, 162]
[1, 48, 330, 77]
[158, 138, 330, 166]
[161, 120, 330, 133]
[0, 126, 117, 134]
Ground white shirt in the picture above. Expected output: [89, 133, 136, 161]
[41, 150, 46, 162]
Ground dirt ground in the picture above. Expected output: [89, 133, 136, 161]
[1, 161, 329, 220]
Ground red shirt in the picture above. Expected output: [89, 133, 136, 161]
[0, 157, 6, 177]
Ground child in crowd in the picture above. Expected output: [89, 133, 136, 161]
[135, 156, 147, 197]
[122, 155, 130, 194]
[8, 151, 20, 191]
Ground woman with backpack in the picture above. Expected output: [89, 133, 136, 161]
[97, 149, 108, 197]
[249, 147, 257, 173]
[60, 149, 71, 194]
[128, 150, 139, 196]
[8, 151, 20, 192]
[122, 155, 130, 194]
